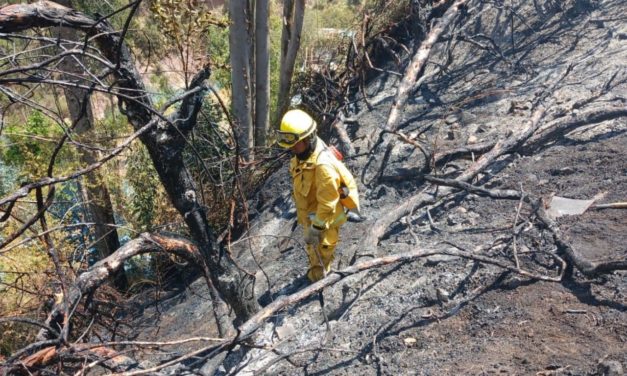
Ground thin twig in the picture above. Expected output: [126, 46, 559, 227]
[511, 183, 525, 269]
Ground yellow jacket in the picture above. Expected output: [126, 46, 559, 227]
[289, 138, 359, 230]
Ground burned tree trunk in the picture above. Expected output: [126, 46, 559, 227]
[53, 0, 127, 291]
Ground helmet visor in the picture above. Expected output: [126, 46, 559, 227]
[276, 130, 300, 147]
[276, 119, 316, 148]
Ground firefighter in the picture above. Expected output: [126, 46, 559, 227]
[277, 109, 360, 282]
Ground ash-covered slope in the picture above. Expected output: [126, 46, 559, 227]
[135, 1, 626, 374]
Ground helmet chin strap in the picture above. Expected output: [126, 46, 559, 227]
[296, 133, 317, 160]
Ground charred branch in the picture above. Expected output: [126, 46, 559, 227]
[34, 234, 209, 340]
[0, 2, 96, 32]
[3, 343, 138, 375]
[112, 243, 564, 375]
[423, 175, 523, 199]
[331, 112, 357, 157]
[384, 0, 469, 133]
[536, 203, 627, 277]
[362, 99, 550, 253]
[526, 105, 627, 150]
[363, 0, 470, 185]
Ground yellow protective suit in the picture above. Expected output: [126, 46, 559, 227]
[289, 137, 359, 281]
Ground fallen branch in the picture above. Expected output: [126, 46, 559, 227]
[3, 339, 60, 367]
[423, 175, 523, 199]
[393, 130, 430, 161]
[16, 344, 137, 374]
[535, 203, 627, 277]
[431, 139, 497, 169]
[442, 241, 564, 282]
[371, 270, 509, 363]
[593, 202, 627, 210]
[331, 112, 356, 157]
[0, 233, 235, 374]
[363, 0, 470, 184]
[526, 105, 627, 149]
[362, 101, 549, 253]
[4, 336, 228, 375]
[376, 139, 500, 182]
[30, 232, 234, 350]
[117, 244, 565, 375]
[384, 0, 469, 132]
[420, 176, 626, 278]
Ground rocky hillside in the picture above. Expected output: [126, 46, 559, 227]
[129, 1, 626, 375]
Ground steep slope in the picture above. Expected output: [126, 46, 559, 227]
[133, 1, 626, 374]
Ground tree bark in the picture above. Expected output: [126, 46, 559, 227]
[229, 0, 253, 160]
[53, 0, 127, 291]
[254, 0, 270, 147]
[275, 0, 305, 122]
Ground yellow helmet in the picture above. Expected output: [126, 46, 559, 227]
[276, 109, 317, 148]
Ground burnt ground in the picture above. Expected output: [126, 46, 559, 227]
[129, 1, 626, 375]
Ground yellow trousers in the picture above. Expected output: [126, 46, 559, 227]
[306, 226, 339, 282]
